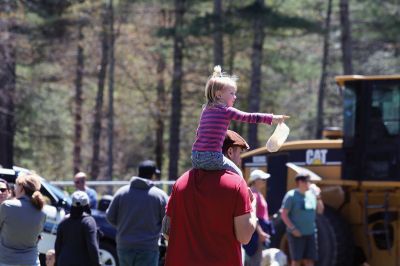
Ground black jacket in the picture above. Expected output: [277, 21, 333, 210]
[55, 213, 100, 266]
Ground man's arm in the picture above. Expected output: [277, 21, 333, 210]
[105, 195, 119, 227]
[234, 187, 257, 244]
[281, 208, 301, 237]
[316, 196, 324, 214]
[234, 211, 258, 244]
[162, 215, 170, 241]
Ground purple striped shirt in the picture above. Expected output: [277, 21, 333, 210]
[192, 105, 273, 152]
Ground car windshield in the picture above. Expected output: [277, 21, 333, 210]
[42, 180, 72, 206]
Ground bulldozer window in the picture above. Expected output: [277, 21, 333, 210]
[364, 83, 400, 180]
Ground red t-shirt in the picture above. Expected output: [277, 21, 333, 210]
[165, 169, 252, 266]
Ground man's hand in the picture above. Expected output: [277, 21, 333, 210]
[272, 115, 290, 124]
[291, 229, 302, 237]
[258, 231, 270, 243]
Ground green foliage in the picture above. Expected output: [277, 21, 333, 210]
[5, 0, 398, 181]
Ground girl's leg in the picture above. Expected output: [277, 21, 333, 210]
[222, 155, 243, 177]
[191, 151, 224, 170]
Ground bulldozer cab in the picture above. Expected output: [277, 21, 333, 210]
[337, 75, 400, 181]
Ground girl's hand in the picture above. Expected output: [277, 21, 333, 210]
[272, 115, 290, 124]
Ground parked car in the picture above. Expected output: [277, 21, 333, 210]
[0, 167, 118, 266]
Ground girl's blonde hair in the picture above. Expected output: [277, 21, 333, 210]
[16, 172, 45, 210]
[205, 65, 238, 106]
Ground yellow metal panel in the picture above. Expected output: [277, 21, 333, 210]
[242, 139, 343, 158]
[335, 75, 400, 86]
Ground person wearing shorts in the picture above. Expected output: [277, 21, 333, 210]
[280, 173, 324, 266]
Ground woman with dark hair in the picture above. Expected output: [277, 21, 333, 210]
[0, 178, 11, 204]
[55, 191, 100, 266]
[0, 173, 46, 265]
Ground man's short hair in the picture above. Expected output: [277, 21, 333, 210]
[295, 173, 311, 182]
[222, 130, 250, 154]
[74, 172, 87, 180]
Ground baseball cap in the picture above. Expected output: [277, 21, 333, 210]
[248, 169, 270, 184]
[71, 191, 90, 207]
[138, 160, 161, 176]
[222, 130, 250, 153]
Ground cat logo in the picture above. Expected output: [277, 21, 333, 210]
[306, 149, 328, 165]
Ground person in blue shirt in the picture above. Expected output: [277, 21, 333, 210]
[280, 173, 324, 266]
[74, 172, 98, 209]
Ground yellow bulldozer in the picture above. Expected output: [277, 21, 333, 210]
[241, 75, 400, 266]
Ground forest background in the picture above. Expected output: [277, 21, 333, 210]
[0, 0, 398, 183]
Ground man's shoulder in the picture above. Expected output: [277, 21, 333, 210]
[85, 186, 97, 195]
[284, 189, 297, 198]
[175, 169, 244, 187]
[149, 185, 168, 199]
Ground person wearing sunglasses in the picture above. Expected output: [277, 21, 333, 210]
[0, 178, 11, 204]
[0, 173, 46, 266]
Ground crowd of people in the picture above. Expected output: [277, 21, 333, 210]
[0, 66, 323, 266]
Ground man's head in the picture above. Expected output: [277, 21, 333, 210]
[74, 172, 87, 191]
[295, 173, 311, 191]
[138, 160, 160, 180]
[222, 130, 250, 167]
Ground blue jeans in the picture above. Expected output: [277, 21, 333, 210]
[117, 248, 159, 266]
[191, 151, 243, 177]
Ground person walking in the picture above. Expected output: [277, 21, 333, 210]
[163, 130, 257, 266]
[55, 191, 100, 266]
[0, 173, 46, 266]
[280, 173, 324, 266]
[106, 160, 168, 266]
[74, 172, 98, 209]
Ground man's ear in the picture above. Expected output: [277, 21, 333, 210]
[227, 147, 234, 158]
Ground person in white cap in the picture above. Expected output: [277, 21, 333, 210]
[55, 191, 100, 266]
[243, 169, 273, 266]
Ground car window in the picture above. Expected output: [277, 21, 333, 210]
[41, 180, 72, 207]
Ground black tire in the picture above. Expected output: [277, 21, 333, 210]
[99, 241, 119, 266]
[271, 206, 354, 266]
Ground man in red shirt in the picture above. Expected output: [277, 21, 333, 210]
[163, 130, 257, 266]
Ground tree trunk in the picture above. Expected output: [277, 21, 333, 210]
[339, 0, 353, 74]
[0, 22, 15, 168]
[316, 0, 333, 139]
[168, 0, 185, 180]
[91, 4, 109, 180]
[155, 52, 166, 173]
[73, 22, 84, 174]
[247, 0, 265, 149]
[107, 0, 115, 180]
[213, 0, 223, 66]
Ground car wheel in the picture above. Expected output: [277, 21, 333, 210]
[99, 241, 118, 266]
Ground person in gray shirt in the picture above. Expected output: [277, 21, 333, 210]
[106, 160, 168, 266]
[0, 173, 46, 266]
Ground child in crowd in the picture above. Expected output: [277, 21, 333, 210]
[192, 65, 289, 176]
[46, 249, 56, 266]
